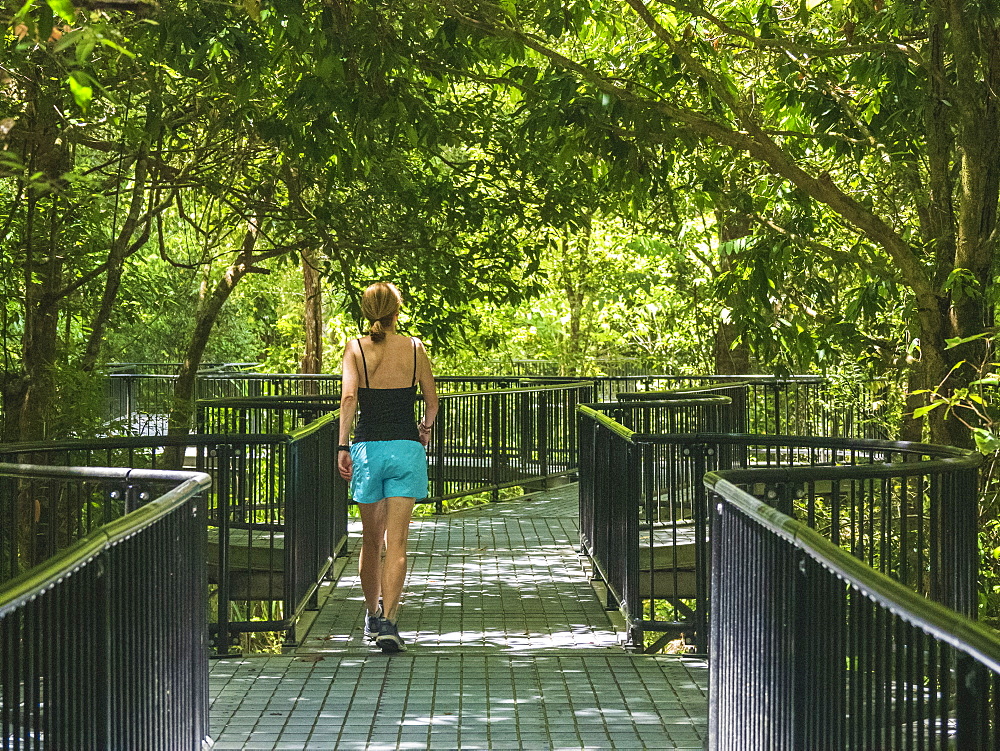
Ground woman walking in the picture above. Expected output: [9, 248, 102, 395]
[337, 282, 438, 653]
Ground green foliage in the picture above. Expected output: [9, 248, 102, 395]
[1, 0, 993, 443]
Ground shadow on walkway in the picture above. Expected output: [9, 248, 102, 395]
[209, 483, 708, 750]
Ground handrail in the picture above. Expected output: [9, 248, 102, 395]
[132, 373, 543, 383]
[524, 373, 857, 384]
[707, 474, 1000, 672]
[575, 406, 977, 461]
[198, 396, 341, 407]
[0, 467, 211, 617]
[0, 463, 213, 749]
[577, 397, 982, 654]
[616, 382, 753, 399]
[286, 410, 339, 441]
[436, 379, 594, 397]
[577, 399, 733, 441]
[0, 432, 300, 454]
[0, 425, 349, 654]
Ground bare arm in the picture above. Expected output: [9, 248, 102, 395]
[338, 341, 359, 479]
[416, 340, 438, 445]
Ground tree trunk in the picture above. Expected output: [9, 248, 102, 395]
[80, 147, 151, 373]
[713, 202, 754, 375]
[164, 209, 297, 461]
[17, 70, 68, 444]
[300, 247, 324, 395]
[15, 72, 68, 571]
[168, 259, 255, 438]
[558, 220, 593, 376]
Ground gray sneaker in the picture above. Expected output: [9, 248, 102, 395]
[375, 618, 406, 653]
[364, 607, 382, 642]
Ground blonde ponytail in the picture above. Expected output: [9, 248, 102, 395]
[361, 283, 403, 343]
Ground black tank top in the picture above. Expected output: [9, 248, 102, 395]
[353, 337, 420, 443]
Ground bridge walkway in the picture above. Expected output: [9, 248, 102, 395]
[208, 484, 708, 750]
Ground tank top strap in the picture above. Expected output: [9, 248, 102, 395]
[357, 339, 370, 387]
[411, 337, 418, 386]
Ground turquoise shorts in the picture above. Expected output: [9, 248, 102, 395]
[350, 440, 428, 503]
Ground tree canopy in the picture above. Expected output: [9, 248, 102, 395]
[1, 0, 998, 446]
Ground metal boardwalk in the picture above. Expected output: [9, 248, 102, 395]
[209, 484, 708, 750]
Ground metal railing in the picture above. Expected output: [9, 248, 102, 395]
[707, 467, 994, 749]
[198, 396, 340, 435]
[426, 381, 593, 511]
[109, 373, 532, 435]
[197, 381, 594, 513]
[590, 374, 887, 437]
[104, 370, 888, 438]
[6, 376, 590, 654]
[0, 418, 348, 655]
[0, 464, 212, 750]
[108, 362, 258, 374]
[578, 398, 732, 652]
[578, 399, 981, 653]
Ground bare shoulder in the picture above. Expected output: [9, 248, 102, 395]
[411, 337, 432, 361]
[345, 336, 371, 352]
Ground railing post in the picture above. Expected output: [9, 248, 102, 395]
[577, 406, 593, 554]
[434, 400, 446, 514]
[212, 444, 233, 656]
[624, 440, 641, 649]
[956, 654, 990, 750]
[490, 393, 501, 502]
[0, 475, 14, 584]
[284, 438, 299, 647]
[96, 556, 111, 750]
[771, 381, 782, 435]
[519, 389, 532, 467]
[125, 375, 134, 434]
[692, 444, 709, 654]
[332, 416, 349, 557]
[538, 389, 549, 480]
[709, 490, 722, 742]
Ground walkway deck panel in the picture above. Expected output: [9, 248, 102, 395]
[209, 484, 708, 750]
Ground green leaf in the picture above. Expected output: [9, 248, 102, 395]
[945, 331, 992, 349]
[14, 0, 34, 21]
[76, 31, 95, 62]
[98, 37, 135, 59]
[53, 27, 82, 51]
[68, 71, 93, 112]
[0, 151, 25, 174]
[973, 428, 1000, 455]
[912, 402, 941, 419]
[46, 0, 76, 24]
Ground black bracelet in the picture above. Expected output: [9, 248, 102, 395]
[338, 445, 351, 452]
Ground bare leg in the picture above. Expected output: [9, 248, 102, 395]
[380, 496, 415, 621]
[358, 500, 388, 614]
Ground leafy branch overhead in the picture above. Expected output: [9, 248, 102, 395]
[1, 0, 998, 449]
[443, 0, 1000, 445]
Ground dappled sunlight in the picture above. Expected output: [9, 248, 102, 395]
[407, 626, 616, 652]
[210, 486, 709, 748]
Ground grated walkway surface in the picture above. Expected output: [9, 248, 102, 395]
[209, 484, 708, 750]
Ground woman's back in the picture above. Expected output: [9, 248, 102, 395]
[353, 333, 418, 389]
